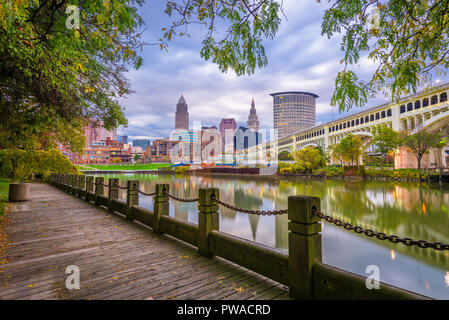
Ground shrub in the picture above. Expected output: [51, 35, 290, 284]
[0, 149, 78, 180]
[279, 167, 293, 175]
[174, 166, 189, 174]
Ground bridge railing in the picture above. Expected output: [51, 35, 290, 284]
[49, 173, 431, 300]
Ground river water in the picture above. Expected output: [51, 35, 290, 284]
[94, 173, 449, 299]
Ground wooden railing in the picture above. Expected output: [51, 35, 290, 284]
[48, 173, 430, 300]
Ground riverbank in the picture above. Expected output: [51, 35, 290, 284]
[76, 163, 171, 171]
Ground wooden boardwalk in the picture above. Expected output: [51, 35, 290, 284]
[0, 183, 290, 300]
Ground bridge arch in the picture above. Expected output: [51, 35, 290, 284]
[411, 110, 449, 134]
[298, 142, 319, 150]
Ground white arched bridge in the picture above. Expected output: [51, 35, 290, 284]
[246, 83, 449, 169]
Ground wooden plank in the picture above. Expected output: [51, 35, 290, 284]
[0, 183, 289, 300]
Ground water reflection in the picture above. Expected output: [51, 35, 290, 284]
[97, 173, 449, 299]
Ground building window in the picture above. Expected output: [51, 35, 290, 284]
[351, 120, 355, 126]
[407, 103, 413, 111]
[414, 100, 421, 109]
[361, 117, 364, 124]
[423, 98, 429, 107]
[381, 111, 385, 118]
[365, 115, 369, 122]
[440, 92, 447, 102]
[400, 105, 405, 113]
[370, 114, 374, 121]
[387, 109, 392, 117]
[376, 112, 380, 120]
[356, 119, 359, 125]
[431, 95, 438, 105]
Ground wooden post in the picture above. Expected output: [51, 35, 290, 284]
[153, 184, 169, 234]
[72, 175, 78, 195]
[198, 188, 219, 257]
[86, 176, 94, 201]
[94, 177, 104, 206]
[60, 174, 64, 190]
[288, 195, 322, 300]
[108, 178, 119, 212]
[78, 175, 86, 198]
[126, 180, 139, 221]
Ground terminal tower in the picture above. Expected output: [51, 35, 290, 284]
[175, 95, 189, 130]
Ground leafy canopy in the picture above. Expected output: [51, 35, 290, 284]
[332, 133, 363, 165]
[163, 0, 449, 111]
[291, 146, 325, 173]
[0, 0, 145, 150]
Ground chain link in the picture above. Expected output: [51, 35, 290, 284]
[137, 188, 156, 197]
[117, 185, 128, 190]
[163, 190, 199, 203]
[211, 195, 288, 216]
[312, 209, 449, 251]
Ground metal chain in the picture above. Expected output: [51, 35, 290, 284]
[100, 183, 109, 187]
[137, 188, 156, 197]
[117, 185, 128, 190]
[312, 209, 449, 251]
[163, 190, 198, 203]
[211, 195, 288, 216]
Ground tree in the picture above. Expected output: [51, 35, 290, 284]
[291, 146, 325, 174]
[436, 136, 449, 172]
[133, 153, 141, 162]
[334, 133, 363, 166]
[371, 125, 400, 169]
[400, 129, 442, 170]
[162, 1, 449, 111]
[0, 1, 144, 151]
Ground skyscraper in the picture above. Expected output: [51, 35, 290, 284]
[247, 98, 259, 132]
[175, 95, 189, 130]
[219, 118, 237, 152]
[270, 91, 318, 138]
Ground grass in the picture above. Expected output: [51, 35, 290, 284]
[0, 178, 10, 217]
[78, 163, 172, 171]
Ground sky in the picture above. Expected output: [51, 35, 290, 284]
[115, 0, 432, 142]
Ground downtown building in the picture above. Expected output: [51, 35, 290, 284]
[271, 91, 318, 138]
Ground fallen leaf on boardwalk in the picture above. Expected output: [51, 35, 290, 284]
[218, 276, 225, 280]
[112, 276, 119, 280]
[114, 225, 118, 229]
[181, 255, 190, 259]
[27, 283, 36, 288]
[3, 283, 8, 287]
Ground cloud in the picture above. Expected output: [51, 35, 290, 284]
[116, 1, 387, 142]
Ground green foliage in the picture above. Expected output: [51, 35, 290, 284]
[400, 130, 443, 170]
[314, 166, 344, 177]
[371, 125, 400, 167]
[365, 168, 436, 180]
[332, 133, 363, 165]
[278, 150, 291, 161]
[0, 178, 9, 217]
[163, 0, 281, 75]
[174, 166, 190, 174]
[81, 163, 172, 171]
[0, 0, 144, 151]
[322, 1, 449, 111]
[0, 149, 77, 180]
[291, 147, 325, 173]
